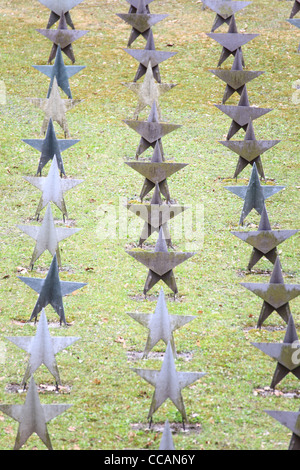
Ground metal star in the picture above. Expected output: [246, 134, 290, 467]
[33, 45, 85, 98]
[17, 203, 81, 269]
[123, 61, 177, 120]
[215, 87, 272, 140]
[117, 0, 168, 47]
[6, 309, 80, 388]
[265, 407, 300, 450]
[18, 253, 87, 325]
[231, 205, 298, 270]
[289, 0, 300, 19]
[125, 141, 187, 201]
[127, 287, 195, 358]
[37, 12, 88, 64]
[27, 77, 82, 138]
[124, 29, 177, 83]
[126, 227, 195, 296]
[37, 0, 84, 28]
[287, 19, 300, 52]
[0, 376, 72, 450]
[252, 315, 300, 389]
[23, 155, 83, 221]
[225, 163, 284, 225]
[201, 0, 252, 32]
[209, 48, 264, 104]
[207, 16, 259, 66]
[124, 101, 181, 159]
[126, 183, 188, 246]
[219, 118, 281, 179]
[23, 117, 79, 176]
[240, 257, 300, 328]
[159, 419, 175, 450]
[131, 341, 205, 425]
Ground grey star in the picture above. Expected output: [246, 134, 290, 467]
[265, 407, 300, 450]
[159, 419, 175, 450]
[201, 0, 252, 32]
[127, 287, 195, 358]
[131, 341, 205, 425]
[37, 0, 84, 29]
[123, 61, 177, 120]
[6, 309, 80, 387]
[225, 162, 284, 225]
[18, 253, 87, 325]
[27, 77, 82, 137]
[17, 203, 81, 269]
[0, 376, 72, 450]
[23, 155, 83, 221]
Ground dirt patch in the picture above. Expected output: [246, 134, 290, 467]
[127, 350, 194, 362]
[6, 382, 72, 394]
[253, 387, 300, 398]
[129, 293, 186, 303]
[131, 421, 201, 434]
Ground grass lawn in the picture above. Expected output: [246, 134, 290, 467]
[0, 0, 299, 450]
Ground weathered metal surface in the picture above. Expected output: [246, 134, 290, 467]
[131, 342, 205, 424]
[124, 101, 181, 159]
[159, 420, 175, 450]
[215, 87, 272, 140]
[18, 254, 86, 325]
[37, 0, 84, 17]
[33, 45, 85, 98]
[17, 203, 81, 269]
[126, 183, 188, 246]
[127, 287, 195, 357]
[202, 0, 252, 31]
[27, 77, 82, 137]
[210, 49, 264, 103]
[225, 163, 284, 225]
[123, 61, 177, 120]
[0, 376, 72, 450]
[252, 315, 300, 388]
[124, 30, 177, 82]
[37, 13, 88, 63]
[240, 258, 300, 328]
[231, 205, 298, 270]
[6, 309, 80, 387]
[289, 0, 300, 19]
[265, 407, 300, 450]
[219, 118, 280, 179]
[23, 156, 83, 221]
[126, 227, 195, 295]
[23, 118, 80, 176]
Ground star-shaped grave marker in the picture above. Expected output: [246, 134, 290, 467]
[0, 376, 72, 450]
[6, 309, 80, 388]
[240, 257, 300, 328]
[124, 101, 181, 159]
[219, 118, 281, 179]
[202, 0, 252, 32]
[37, 0, 84, 28]
[124, 29, 177, 83]
[265, 406, 300, 450]
[126, 183, 188, 247]
[131, 341, 205, 426]
[18, 253, 86, 325]
[207, 16, 259, 67]
[117, 0, 168, 47]
[225, 162, 284, 225]
[27, 77, 82, 137]
[252, 315, 300, 389]
[17, 203, 81, 269]
[231, 205, 298, 270]
[159, 419, 175, 450]
[125, 141, 187, 202]
[123, 61, 177, 120]
[126, 227, 195, 296]
[215, 87, 272, 140]
[23, 117, 79, 176]
[23, 155, 83, 221]
[127, 287, 195, 357]
[210, 48, 264, 104]
[37, 12, 88, 63]
[33, 45, 85, 98]
[289, 0, 300, 19]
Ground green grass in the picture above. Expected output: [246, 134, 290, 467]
[0, 0, 299, 450]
